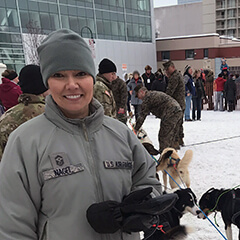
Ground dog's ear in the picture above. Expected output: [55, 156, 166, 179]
[204, 187, 215, 200]
[162, 150, 173, 160]
[157, 150, 173, 167]
[142, 143, 160, 156]
[156, 149, 173, 171]
[181, 149, 193, 165]
[206, 187, 215, 194]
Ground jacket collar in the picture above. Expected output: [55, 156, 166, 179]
[130, 78, 141, 84]
[96, 74, 112, 89]
[44, 95, 104, 135]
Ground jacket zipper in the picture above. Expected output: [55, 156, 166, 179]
[82, 122, 106, 240]
[82, 122, 89, 142]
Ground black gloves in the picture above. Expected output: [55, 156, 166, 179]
[86, 187, 178, 234]
[121, 214, 159, 233]
[86, 201, 122, 233]
[120, 187, 178, 216]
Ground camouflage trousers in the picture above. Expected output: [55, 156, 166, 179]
[158, 111, 182, 153]
[117, 113, 127, 124]
[176, 109, 184, 141]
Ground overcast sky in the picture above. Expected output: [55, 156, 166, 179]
[153, 0, 177, 8]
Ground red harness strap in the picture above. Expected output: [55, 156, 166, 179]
[152, 224, 166, 234]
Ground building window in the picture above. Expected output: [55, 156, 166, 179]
[125, 0, 150, 12]
[204, 49, 208, 58]
[227, 0, 236, 8]
[162, 51, 170, 60]
[0, 8, 8, 27]
[40, 13, 51, 30]
[7, 9, 19, 28]
[227, 19, 236, 28]
[185, 49, 194, 59]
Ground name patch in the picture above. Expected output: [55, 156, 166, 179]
[43, 164, 84, 181]
[103, 161, 133, 169]
[42, 152, 84, 181]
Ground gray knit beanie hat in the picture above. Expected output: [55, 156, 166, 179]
[37, 28, 95, 87]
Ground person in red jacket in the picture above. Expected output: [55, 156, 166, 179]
[0, 69, 22, 110]
[214, 73, 226, 111]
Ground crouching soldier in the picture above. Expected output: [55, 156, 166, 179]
[134, 86, 182, 153]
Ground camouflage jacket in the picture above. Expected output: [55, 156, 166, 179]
[166, 70, 185, 111]
[94, 74, 117, 118]
[0, 93, 45, 160]
[111, 77, 128, 111]
[135, 91, 182, 131]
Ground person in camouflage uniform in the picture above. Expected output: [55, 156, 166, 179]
[134, 86, 182, 153]
[163, 61, 185, 148]
[0, 65, 50, 160]
[94, 58, 117, 118]
[111, 76, 128, 124]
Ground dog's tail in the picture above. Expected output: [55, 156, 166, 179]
[164, 225, 188, 239]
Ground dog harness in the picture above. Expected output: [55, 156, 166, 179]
[231, 190, 240, 226]
[167, 156, 180, 168]
[136, 129, 147, 140]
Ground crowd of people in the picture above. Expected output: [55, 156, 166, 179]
[213, 58, 239, 112]
[0, 53, 239, 154]
[0, 28, 239, 239]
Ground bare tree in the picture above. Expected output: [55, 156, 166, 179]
[23, 20, 45, 65]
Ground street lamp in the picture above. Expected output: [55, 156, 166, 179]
[80, 26, 95, 44]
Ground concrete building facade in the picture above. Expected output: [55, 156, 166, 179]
[155, 0, 240, 39]
[193, 0, 240, 41]
[154, 2, 203, 38]
[0, 0, 156, 76]
[156, 33, 240, 76]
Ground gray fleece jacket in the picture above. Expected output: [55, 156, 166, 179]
[0, 95, 161, 240]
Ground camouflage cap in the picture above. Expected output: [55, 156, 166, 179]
[163, 60, 174, 70]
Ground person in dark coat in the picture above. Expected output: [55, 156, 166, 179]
[235, 73, 240, 103]
[125, 73, 133, 117]
[192, 70, 206, 120]
[183, 65, 195, 121]
[142, 65, 155, 90]
[225, 73, 236, 112]
[112, 76, 128, 124]
[151, 68, 168, 92]
[127, 71, 143, 121]
[221, 67, 229, 111]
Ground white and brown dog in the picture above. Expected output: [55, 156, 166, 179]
[156, 148, 193, 191]
[136, 128, 160, 156]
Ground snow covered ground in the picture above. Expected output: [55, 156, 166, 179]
[139, 109, 240, 240]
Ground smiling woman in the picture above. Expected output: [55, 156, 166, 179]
[0, 29, 164, 240]
[48, 70, 94, 119]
